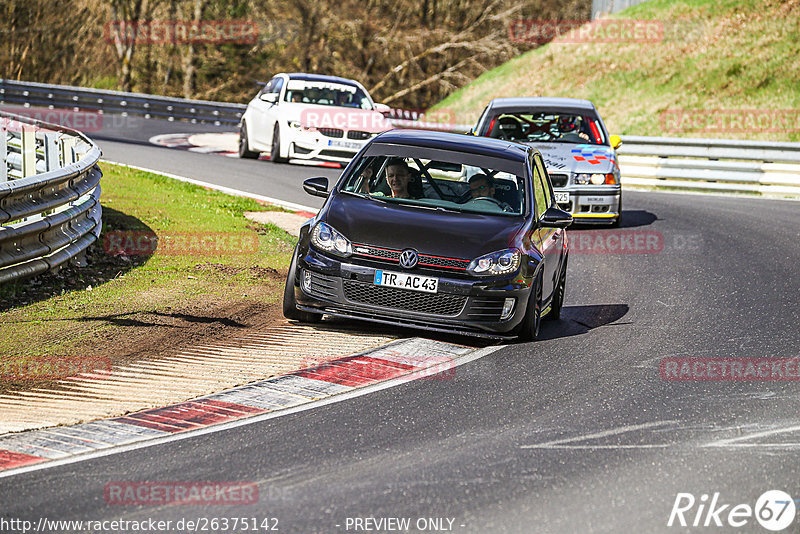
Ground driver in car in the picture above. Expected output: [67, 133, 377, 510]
[557, 115, 590, 141]
[468, 173, 512, 211]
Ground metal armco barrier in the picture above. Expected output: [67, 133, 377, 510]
[3, 80, 799, 197]
[0, 79, 246, 126]
[0, 111, 102, 284]
[617, 136, 800, 196]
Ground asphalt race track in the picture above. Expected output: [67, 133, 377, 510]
[2, 116, 800, 533]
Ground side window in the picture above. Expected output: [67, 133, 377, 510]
[272, 77, 284, 95]
[535, 155, 553, 209]
[532, 158, 547, 219]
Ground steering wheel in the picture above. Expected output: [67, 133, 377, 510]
[468, 196, 507, 210]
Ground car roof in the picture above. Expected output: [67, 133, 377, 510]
[488, 97, 597, 113]
[283, 73, 361, 86]
[372, 130, 530, 162]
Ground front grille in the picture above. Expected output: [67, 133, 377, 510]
[343, 280, 467, 317]
[307, 271, 337, 299]
[347, 130, 371, 140]
[419, 255, 469, 270]
[318, 128, 344, 138]
[467, 297, 506, 320]
[550, 173, 569, 188]
[352, 244, 469, 271]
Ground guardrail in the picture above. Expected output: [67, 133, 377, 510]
[0, 79, 246, 126]
[3, 79, 799, 197]
[617, 136, 800, 196]
[1, 111, 102, 284]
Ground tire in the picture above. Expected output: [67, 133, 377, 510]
[271, 124, 287, 163]
[516, 273, 543, 342]
[283, 248, 322, 323]
[545, 259, 567, 321]
[238, 121, 259, 159]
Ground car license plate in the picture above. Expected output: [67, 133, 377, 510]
[554, 192, 570, 203]
[374, 270, 438, 294]
[586, 196, 605, 202]
[328, 139, 360, 150]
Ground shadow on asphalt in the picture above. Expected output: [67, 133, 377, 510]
[538, 303, 630, 341]
[570, 209, 658, 230]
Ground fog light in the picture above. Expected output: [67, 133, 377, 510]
[500, 298, 515, 319]
[302, 270, 312, 292]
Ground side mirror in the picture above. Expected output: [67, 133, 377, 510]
[259, 92, 278, 104]
[466, 128, 475, 135]
[609, 134, 622, 149]
[373, 103, 392, 116]
[541, 206, 573, 228]
[303, 177, 329, 198]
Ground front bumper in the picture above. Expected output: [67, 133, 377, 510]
[287, 129, 373, 163]
[294, 248, 533, 338]
[554, 185, 621, 224]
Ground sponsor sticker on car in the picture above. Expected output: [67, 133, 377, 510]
[374, 270, 439, 294]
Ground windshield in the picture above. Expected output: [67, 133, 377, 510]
[284, 79, 373, 109]
[484, 111, 607, 145]
[340, 148, 527, 216]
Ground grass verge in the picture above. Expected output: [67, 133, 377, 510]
[434, 0, 800, 141]
[0, 163, 298, 394]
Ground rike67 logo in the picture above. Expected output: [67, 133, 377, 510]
[668, 490, 798, 531]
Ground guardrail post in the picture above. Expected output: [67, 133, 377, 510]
[60, 136, 77, 166]
[44, 132, 60, 171]
[1, 130, 7, 182]
[21, 125, 37, 177]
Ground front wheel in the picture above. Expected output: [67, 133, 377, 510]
[283, 248, 322, 323]
[546, 259, 567, 321]
[238, 122, 259, 159]
[516, 274, 543, 342]
[271, 124, 287, 163]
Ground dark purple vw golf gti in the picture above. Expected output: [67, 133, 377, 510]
[283, 130, 572, 340]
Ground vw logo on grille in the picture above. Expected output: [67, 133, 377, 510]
[399, 249, 419, 269]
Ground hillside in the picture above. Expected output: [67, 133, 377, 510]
[435, 0, 800, 141]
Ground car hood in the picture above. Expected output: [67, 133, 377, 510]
[324, 193, 526, 260]
[522, 142, 617, 174]
[282, 103, 392, 133]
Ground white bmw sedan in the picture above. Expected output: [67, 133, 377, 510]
[238, 73, 392, 164]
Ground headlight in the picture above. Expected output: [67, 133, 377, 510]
[311, 222, 352, 257]
[575, 172, 616, 185]
[467, 248, 520, 276]
[289, 121, 302, 130]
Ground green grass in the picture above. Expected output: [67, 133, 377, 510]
[435, 0, 800, 141]
[0, 163, 297, 380]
